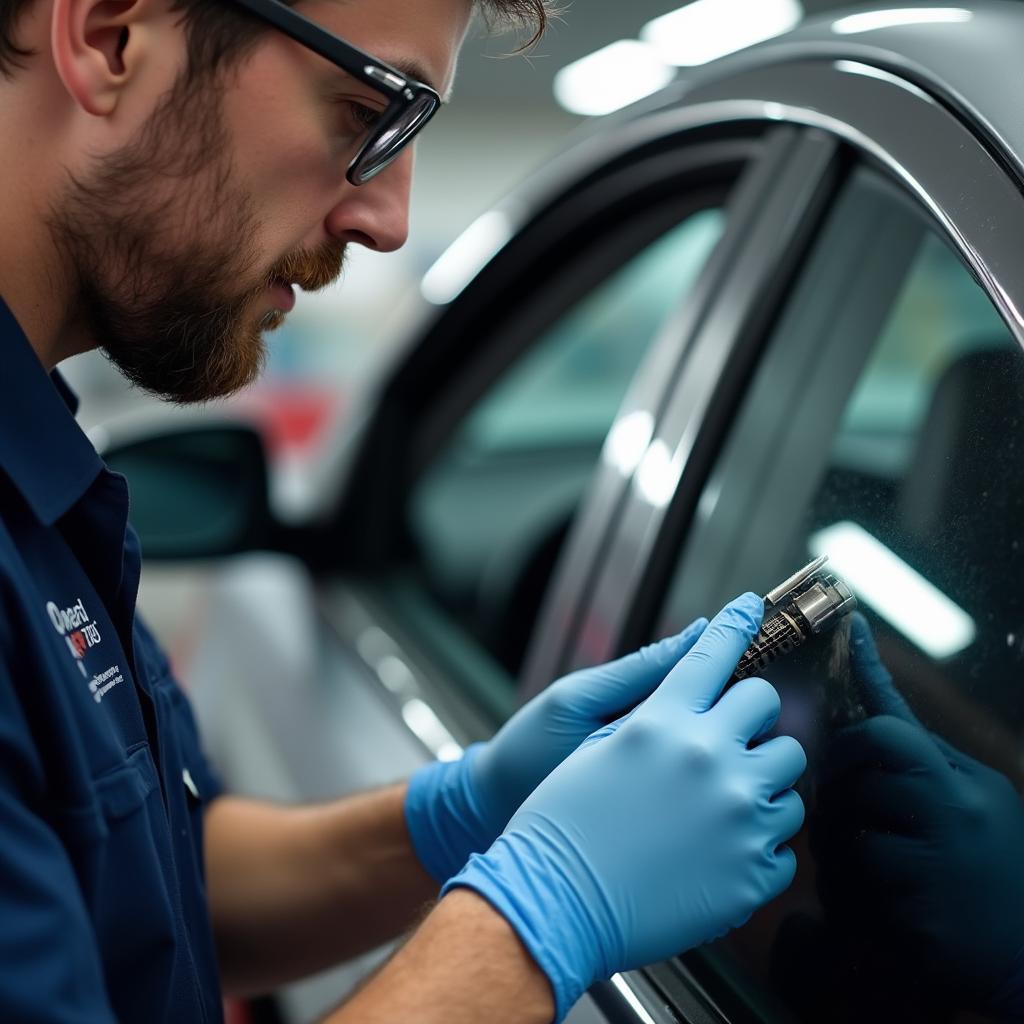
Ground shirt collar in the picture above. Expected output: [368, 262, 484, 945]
[0, 295, 105, 525]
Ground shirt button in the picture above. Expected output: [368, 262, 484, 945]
[182, 768, 200, 801]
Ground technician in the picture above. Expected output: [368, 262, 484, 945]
[0, 1, 807, 1021]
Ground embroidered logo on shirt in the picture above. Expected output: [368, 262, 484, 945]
[47, 598, 101, 677]
[45, 598, 123, 702]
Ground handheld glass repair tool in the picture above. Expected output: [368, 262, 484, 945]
[730, 555, 857, 682]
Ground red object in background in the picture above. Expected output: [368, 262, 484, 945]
[231, 383, 345, 460]
[224, 999, 250, 1024]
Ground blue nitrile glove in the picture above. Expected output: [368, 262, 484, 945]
[405, 617, 709, 884]
[443, 594, 807, 1021]
[815, 615, 1024, 1019]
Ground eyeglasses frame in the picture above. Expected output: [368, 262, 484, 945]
[226, 0, 442, 184]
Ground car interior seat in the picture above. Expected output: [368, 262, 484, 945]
[895, 341, 1024, 732]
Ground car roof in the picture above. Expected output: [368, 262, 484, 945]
[651, 1, 1024, 179]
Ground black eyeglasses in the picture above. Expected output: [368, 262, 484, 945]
[227, 0, 442, 185]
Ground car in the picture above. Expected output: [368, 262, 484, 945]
[106, 3, 1024, 1022]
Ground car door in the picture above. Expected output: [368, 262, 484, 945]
[554, 55, 1024, 1024]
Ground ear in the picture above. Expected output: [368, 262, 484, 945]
[50, 0, 153, 116]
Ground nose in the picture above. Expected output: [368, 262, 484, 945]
[324, 147, 413, 252]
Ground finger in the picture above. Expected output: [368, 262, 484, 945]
[765, 844, 798, 900]
[820, 714, 947, 784]
[634, 618, 709, 670]
[657, 593, 763, 713]
[750, 735, 807, 794]
[577, 618, 709, 718]
[849, 613, 919, 724]
[767, 789, 805, 844]
[711, 676, 781, 743]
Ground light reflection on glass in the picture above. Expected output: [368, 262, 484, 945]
[810, 520, 976, 659]
[831, 8, 972, 35]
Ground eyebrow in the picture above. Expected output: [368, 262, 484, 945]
[379, 57, 452, 104]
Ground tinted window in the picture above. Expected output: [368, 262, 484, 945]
[658, 170, 1024, 1023]
[408, 208, 725, 690]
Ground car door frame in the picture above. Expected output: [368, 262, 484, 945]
[549, 53, 1024, 1024]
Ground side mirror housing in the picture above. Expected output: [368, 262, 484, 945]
[102, 424, 273, 560]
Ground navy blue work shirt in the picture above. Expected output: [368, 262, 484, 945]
[0, 296, 225, 1023]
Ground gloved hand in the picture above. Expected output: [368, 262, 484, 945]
[815, 616, 1024, 1019]
[405, 617, 709, 884]
[443, 593, 807, 1021]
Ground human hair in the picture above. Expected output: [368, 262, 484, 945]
[0, 0, 552, 80]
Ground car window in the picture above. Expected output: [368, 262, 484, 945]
[460, 210, 724, 452]
[406, 207, 726, 705]
[656, 169, 1024, 1023]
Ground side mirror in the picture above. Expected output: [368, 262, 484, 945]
[102, 424, 273, 560]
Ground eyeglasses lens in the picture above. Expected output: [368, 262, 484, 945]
[350, 92, 439, 184]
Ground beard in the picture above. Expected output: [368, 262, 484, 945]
[48, 72, 346, 404]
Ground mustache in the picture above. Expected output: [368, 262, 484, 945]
[269, 240, 347, 292]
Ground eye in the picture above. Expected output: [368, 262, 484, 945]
[349, 102, 382, 131]
[331, 95, 384, 137]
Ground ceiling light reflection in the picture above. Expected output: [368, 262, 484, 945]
[553, 40, 676, 117]
[809, 521, 976, 660]
[401, 698, 464, 762]
[635, 438, 679, 508]
[604, 410, 655, 477]
[421, 210, 512, 305]
[642, 0, 803, 67]
[832, 8, 972, 35]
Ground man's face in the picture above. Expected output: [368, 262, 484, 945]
[50, 0, 470, 404]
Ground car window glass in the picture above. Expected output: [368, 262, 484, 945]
[408, 208, 726, 695]
[464, 210, 724, 450]
[657, 170, 1024, 1023]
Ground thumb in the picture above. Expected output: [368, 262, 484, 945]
[568, 617, 708, 719]
[654, 593, 763, 713]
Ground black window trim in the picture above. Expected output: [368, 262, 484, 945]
[532, 124, 842, 690]
[520, 125, 812, 701]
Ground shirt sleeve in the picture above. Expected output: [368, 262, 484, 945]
[0, 649, 118, 1023]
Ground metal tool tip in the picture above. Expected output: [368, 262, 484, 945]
[765, 553, 829, 606]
